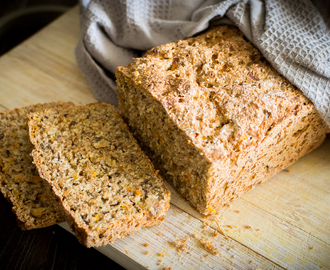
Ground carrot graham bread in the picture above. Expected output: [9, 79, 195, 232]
[0, 102, 73, 229]
[28, 102, 170, 247]
[116, 25, 329, 216]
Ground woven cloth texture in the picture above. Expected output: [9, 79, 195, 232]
[76, 0, 330, 127]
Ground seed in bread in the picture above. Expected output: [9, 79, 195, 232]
[116, 25, 329, 216]
[28, 102, 170, 247]
[0, 102, 73, 229]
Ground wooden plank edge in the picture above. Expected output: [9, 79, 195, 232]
[59, 204, 282, 270]
[60, 222, 146, 270]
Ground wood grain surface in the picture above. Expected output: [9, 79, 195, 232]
[0, 5, 329, 270]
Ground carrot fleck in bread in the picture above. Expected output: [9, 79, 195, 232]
[116, 25, 329, 216]
[0, 102, 73, 229]
[28, 102, 170, 247]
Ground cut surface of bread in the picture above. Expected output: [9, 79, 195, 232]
[0, 102, 73, 229]
[28, 102, 170, 247]
[116, 25, 329, 216]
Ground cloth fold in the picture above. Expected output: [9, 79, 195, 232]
[76, 0, 330, 127]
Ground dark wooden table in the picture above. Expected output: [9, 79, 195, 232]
[0, 195, 124, 270]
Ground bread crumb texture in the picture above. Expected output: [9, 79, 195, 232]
[116, 25, 329, 215]
[28, 102, 170, 247]
[0, 102, 73, 229]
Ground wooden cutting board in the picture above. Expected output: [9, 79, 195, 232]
[0, 6, 329, 270]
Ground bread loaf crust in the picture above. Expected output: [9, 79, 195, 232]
[28, 102, 170, 247]
[116, 25, 329, 215]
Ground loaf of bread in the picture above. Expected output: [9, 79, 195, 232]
[28, 102, 170, 247]
[116, 25, 329, 216]
[0, 102, 73, 229]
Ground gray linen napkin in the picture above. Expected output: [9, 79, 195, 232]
[76, 0, 330, 127]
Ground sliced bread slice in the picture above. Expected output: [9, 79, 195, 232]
[0, 102, 74, 229]
[28, 102, 170, 247]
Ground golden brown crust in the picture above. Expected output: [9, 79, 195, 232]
[116, 25, 329, 215]
[0, 102, 73, 229]
[28, 102, 170, 247]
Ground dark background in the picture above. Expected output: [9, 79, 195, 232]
[0, 0, 77, 17]
[0, 0, 77, 56]
[0, 1, 124, 269]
